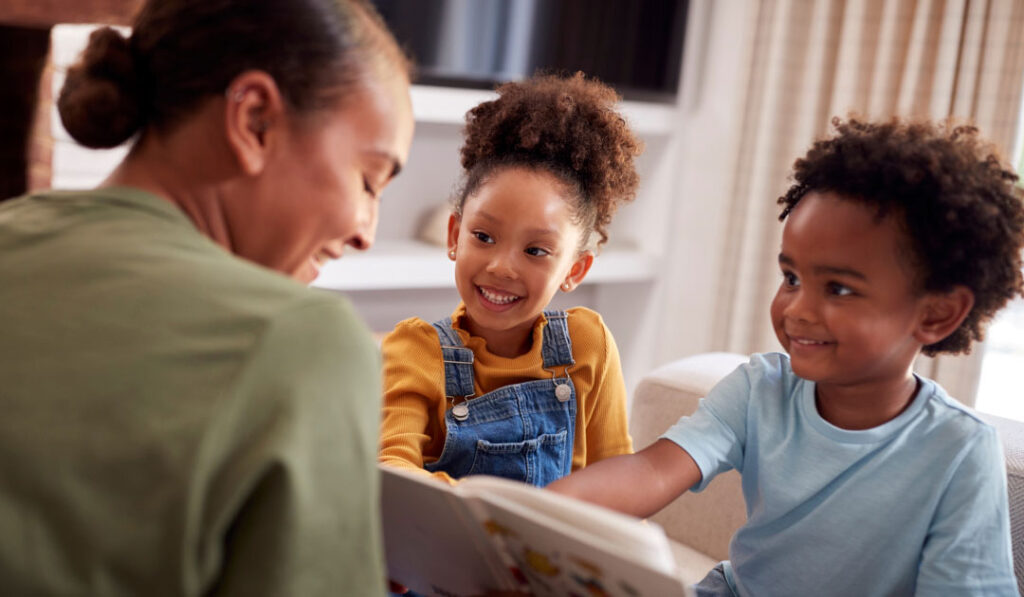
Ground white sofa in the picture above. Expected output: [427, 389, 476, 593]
[629, 352, 1024, 592]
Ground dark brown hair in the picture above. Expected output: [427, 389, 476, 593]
[456, 72, 643, 250]
[58, 0, 409, 149]
[779, 117, 1024, 355]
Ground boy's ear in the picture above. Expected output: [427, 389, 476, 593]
[224, 70, 285, 176]
[446, 213, 461, 259]
[914, 286, 975, 346]
[560, 251, 594, 292]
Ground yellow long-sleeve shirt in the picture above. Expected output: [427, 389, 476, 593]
[379, 303, 633, 484]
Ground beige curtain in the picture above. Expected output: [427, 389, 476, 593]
[704, 0, 1024, 405]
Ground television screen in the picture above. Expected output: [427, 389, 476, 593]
[370, 0, 688, 102]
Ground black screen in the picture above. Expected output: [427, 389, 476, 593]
[371, 0, 688, 102]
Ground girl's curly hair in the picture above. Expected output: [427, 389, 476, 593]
[455, 72, 643, 250]
[778, 117, 1024, 355]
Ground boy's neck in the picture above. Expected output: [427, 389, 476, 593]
[814, 375, 921, 430]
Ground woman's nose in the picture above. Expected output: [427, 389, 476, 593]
[346, 198, 379, 251]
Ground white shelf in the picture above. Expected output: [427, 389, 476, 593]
[312, 240, 658, 291]
[411, 85, 677, 136]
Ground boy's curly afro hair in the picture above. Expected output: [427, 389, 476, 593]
[778, 117, 1024, 355]
[455, 72, 643, 249]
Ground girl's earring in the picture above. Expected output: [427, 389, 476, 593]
[561, 282, 571, 291]
[448, 248, 457, 260]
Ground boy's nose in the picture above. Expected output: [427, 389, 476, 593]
[785, 289, 818, 323]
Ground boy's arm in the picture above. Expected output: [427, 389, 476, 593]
[916, 429, 1017, 595]
[546, 438, 702, 518]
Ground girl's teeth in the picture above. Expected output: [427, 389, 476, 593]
[480, 287, 519, 304]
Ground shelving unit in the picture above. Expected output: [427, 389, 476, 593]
[45, 23, 684, 393]
[409, 84, 677, 135]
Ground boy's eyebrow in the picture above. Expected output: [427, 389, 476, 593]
[778, 253, 867, 280]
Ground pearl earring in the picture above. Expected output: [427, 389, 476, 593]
[561, 282, 571, 291]
[448, 248, 457, 260]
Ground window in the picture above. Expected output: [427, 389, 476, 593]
[974, 90, 1024, 421]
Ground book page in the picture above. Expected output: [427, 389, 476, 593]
[459, 475, 694, 596]
[460, 475, 678, 571]
[380, 466, 523, 596]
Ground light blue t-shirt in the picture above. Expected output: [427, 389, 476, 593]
[662, 352, 1016, 597]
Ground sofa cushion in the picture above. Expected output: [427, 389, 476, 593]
[629, 353, 748, 562]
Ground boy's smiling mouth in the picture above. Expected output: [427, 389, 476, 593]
[792, 337, 830, 345]
[786, 333, 835, 348]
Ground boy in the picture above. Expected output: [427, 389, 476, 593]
[548, 118, 1024, 596]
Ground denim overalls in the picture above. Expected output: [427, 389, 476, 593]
[425, 310, 577, 487]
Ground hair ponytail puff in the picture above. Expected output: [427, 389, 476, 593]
[57, 27, 144, 149]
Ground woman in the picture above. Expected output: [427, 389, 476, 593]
[0, 0, 413, 595]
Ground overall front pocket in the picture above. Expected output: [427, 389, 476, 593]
[467, 429, 569, 486]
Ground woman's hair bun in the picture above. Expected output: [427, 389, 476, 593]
[57, 27, 144, 149]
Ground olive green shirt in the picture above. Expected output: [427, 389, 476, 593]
[0, 187, 385, 596]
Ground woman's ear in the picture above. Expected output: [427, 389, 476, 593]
[914, 286, 975, 346]
[224, 70, 285, 176]
[446, 213, 461, 260]
[560, 251, 594, 292]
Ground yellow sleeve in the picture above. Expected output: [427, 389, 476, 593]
[378, 318, 458, 485]
[572, 309, 634, 465]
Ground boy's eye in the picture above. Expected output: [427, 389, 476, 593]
[472, 231, 494, 244]
[525, 247, 550, 257]
[827, 282, 854, 297]
[782, 271, 800, 288]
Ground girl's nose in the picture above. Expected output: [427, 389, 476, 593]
[486, 251, 518, 279]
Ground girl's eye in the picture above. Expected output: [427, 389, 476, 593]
[525, 247, 550, 257]
[781, 271, 800, 288]
[827, 282, 854, 297]
[472, 231, 494, 244]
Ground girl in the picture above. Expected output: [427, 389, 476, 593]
[379, 72, 643, 487]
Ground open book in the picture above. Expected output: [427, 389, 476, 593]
[381, 465, 696, 597]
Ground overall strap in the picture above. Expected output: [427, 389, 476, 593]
[431, 317, 475, 398]
[541, 309, 575, 369]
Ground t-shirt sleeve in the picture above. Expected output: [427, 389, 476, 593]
[659, 357, 756, 492]
[197, 295, 386, 597]
[915, 426, 1017, 596]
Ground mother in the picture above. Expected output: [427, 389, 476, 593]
[0, 0, 413, 595]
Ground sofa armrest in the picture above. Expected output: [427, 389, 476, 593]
[629, 353, 748, 562]
[977, 412, 1024, 594]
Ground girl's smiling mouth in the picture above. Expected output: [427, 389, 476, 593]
[477, 285, 522, 309]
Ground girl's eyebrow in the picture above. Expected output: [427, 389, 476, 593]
[473, 210, 559, 238]
[778, 253, 866, 280]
